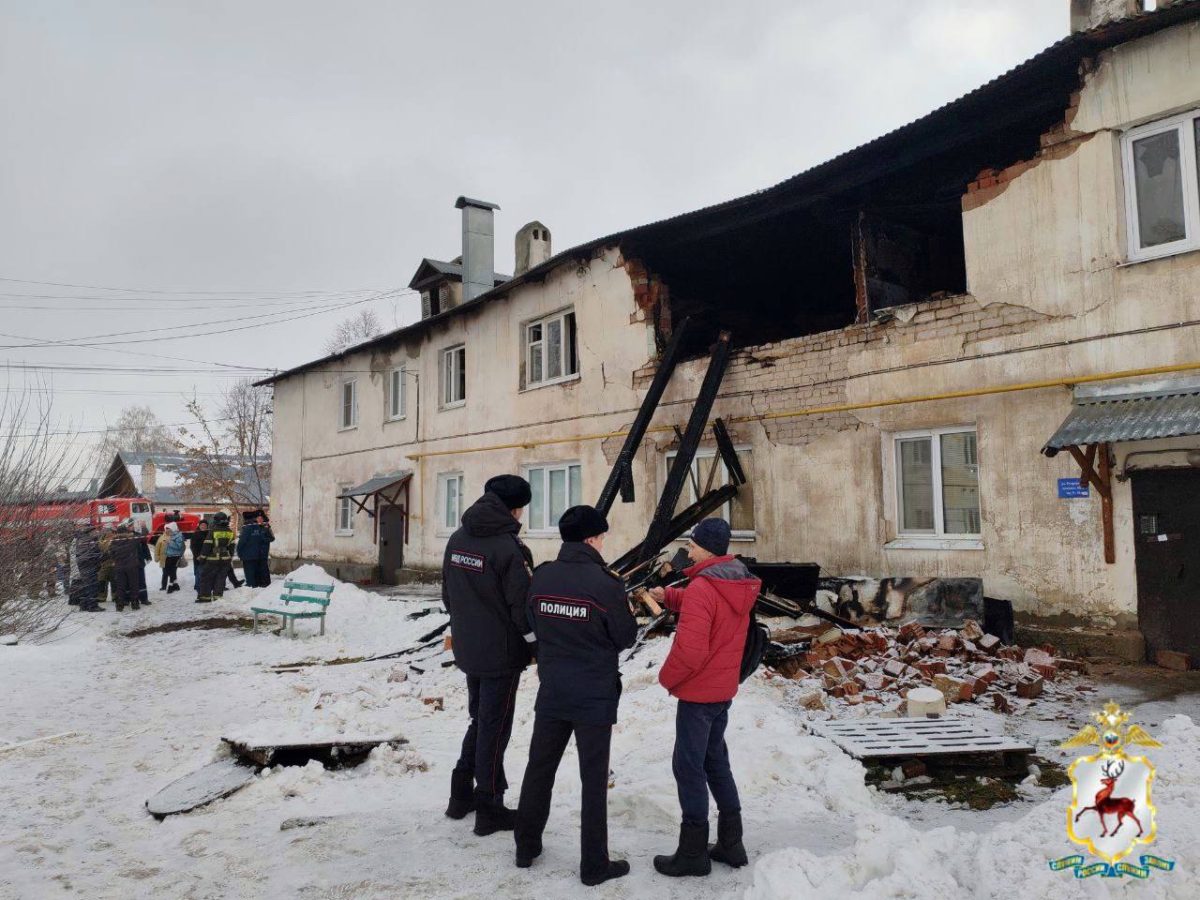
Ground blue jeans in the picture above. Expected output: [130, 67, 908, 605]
[672, 700, 741, 825]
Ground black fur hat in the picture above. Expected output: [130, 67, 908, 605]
[558, 505, 609, 542]
[485, 474, 532, 509]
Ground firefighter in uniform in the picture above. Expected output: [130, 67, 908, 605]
[514, 505, 638, 887]
[196, 512, 236, 603]
[441, 475, 536, 837]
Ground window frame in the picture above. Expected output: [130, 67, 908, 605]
[338, 378, 359, 431]
[523, 309, 579, 390]
[387, 365, 407, 422]
[892, 425, 981, 544]
[523, 461, 583, 535]
[335, 485, 355, 536]
[441, 345, 467, 409]
[665, 447, 755, 541]
[1121, 108, 1200, 263]
[437, 472, 465, 535]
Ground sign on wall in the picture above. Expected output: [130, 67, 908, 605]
[1058, 477, 1090, 499]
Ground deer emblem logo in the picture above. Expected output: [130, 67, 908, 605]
[1073, 759, 1143, 838]
[1051, 702, 1174, 879]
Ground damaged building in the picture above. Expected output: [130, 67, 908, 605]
[260, 0, 1200, 665]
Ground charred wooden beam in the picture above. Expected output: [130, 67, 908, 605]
[595, 317, 691, 516]
[712, 418, 746, 486]
[613, 483, 738, 573]
[637, 331, 733, 565]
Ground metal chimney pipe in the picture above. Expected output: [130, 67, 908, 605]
[455, 196, 499, 301]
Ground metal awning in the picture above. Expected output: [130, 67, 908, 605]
[1042, 388, 1200, 457]
[337, 471, 412, 499]
[336, 471, 412, 544]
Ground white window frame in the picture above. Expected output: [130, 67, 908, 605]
[387, 366, 407, 422]
[338, 378, 359, 431]
[335, 485, 354, 536]
[889, 425, 982, 550]
[441, 345, 466, 409]
[665, 447, 755, 541]
[524, 309, 579, 389]
[524, 462, 583, 534]
[1121, 108, 1200, 263]
[437, 472, 465, 535]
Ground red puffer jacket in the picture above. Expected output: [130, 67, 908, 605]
[658, 555, 761, 703]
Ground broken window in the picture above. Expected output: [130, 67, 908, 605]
[667, 448, 755, 538]
[895, 428, 980, 537]
[339, 379, 358, 430]
[336, 486, 354, 535]
[438, 472, 464, 533]
[1122, 108, 1200, 261]
[441, 345, 466, 407]
[525, 463, 582, 533]
[525, 310, 578, 388]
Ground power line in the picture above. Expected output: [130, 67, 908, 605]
[0, 290, 385, 310]
[9, 415, 237, 440]
[0, 363, 270, 375]
[0, 275, 390, 296]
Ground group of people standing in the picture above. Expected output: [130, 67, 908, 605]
[65, 511, 275, 609]
[441, 474, 761, 886]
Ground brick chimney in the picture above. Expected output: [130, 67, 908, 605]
[1070, 0, 1142, 33]
[514, 221, 552, 276]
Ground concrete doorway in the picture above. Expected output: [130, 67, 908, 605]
[1132, 468, 1200, 664]
[378, 504, 406, 585]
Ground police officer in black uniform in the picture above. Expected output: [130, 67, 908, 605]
[514, 505, 638, 887]
[441, 474, 536, 836]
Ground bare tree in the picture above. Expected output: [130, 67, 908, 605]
[179, 379, 271, 511]
[324, 308, 383, 355]
[0, 384, 92, 642]
[96, 405, 179, 461]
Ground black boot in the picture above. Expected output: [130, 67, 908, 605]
[140, 597, 151, 606]
[514, 837, 542, 869]
[653, 822, 711, 877]
[473, 791, 517, 836]
[445, 769, 476, 820]
[581, 859, 630, 886]
[709, 811, 748, 867]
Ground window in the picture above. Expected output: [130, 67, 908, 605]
[339, 379, 358, 430]
[895, 428, 980, 537]
[441, 345, 466, 407]
[667, 449, 755, 538]
[388, 366, 406, 421]
[1122, 109, 1200, 261]
[438, 473, 464, 532]
[525, 463, 583, 532]
[525, 310, 579, 388]
[336, 487, 354, 535]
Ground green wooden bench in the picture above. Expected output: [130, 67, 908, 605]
[251, 580, 334, 638]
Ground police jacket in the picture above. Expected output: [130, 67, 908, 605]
[528, 542, 638, 726]
[441, 492, 535, 677]
[200, 528, 236, 562]
[237, 523, 274, 560]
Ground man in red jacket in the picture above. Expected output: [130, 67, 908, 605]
[647, 518, 760, 878]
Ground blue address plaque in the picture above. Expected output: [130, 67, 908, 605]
[1058, 477, 1090, 499]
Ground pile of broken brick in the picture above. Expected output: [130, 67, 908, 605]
[765, 618, 1091, 714]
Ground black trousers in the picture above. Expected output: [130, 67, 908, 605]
[515, 714, 613, 877]
[70, 568, 98, 608]
[160, 556, 180, 589]
[455, 672, 522, 798]
[113, 566, 140, 608]
[193, 560, 205, 594]
[225, 563, 241, 588]
[243, 559, 271, 588]
[196, 560, 228, 600]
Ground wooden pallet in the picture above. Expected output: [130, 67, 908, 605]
[809, 717, 1032, 759]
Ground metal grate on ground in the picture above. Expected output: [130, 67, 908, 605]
[809, 717, 1033, 759]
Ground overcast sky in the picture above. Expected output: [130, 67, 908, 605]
[0, 0, 1065, 458]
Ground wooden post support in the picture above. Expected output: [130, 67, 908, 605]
[1065, 442, 1114, 565]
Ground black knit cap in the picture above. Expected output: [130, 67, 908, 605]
[558, 505, 609, 542]
[485, 474, 532, 510]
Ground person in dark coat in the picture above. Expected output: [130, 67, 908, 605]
[108, 522, 145, 611]
[236, 513, 274, 588]
[190, 520, 209, 597]
[514, 505, 637, 887]
[135, 529, 152, 607]
[441, 474, 536, 837]
[69, 525, 103, 611]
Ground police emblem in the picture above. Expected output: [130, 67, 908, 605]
[1049, 701, 1175, 880]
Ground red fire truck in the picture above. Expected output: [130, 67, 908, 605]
[29, 497, 155, 533]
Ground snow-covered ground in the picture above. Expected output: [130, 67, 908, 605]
[1, 564, 1197, 899]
